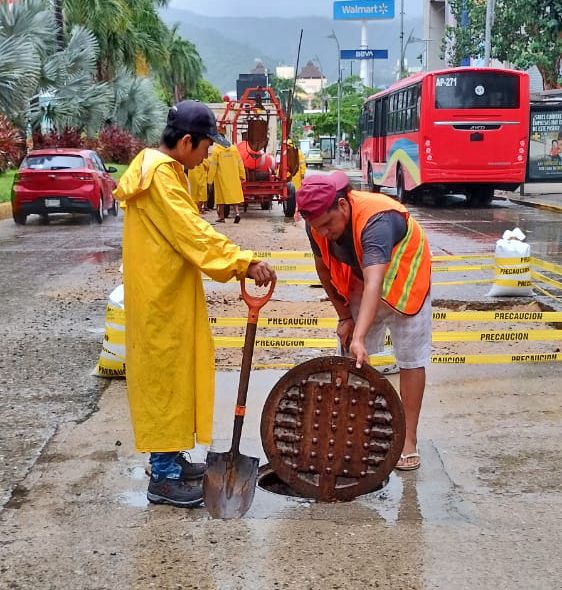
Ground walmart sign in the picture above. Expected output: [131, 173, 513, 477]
[333, 1, 395, 20]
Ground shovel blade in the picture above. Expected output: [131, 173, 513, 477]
[203, 451, 259, 519]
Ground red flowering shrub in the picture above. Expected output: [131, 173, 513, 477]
[0, 115, 25, 172]
[97, 126, 145, 164]
[33, 128, 84, 149]
[29, 126, 144, 165]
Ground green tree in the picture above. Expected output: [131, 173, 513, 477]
[444, 0, 562, 90]
[301, 76, 377, 150]
[192, 79, 223, 103]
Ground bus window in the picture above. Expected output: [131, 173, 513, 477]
[435, 72, 520, 109]
[375, 100, 382, 137]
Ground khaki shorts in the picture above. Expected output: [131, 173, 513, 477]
[344, 276, 432, 370]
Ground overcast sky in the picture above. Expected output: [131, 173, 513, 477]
[168, 0, 422, 19]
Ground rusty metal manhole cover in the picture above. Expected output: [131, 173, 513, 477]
[260, 356, 405, 502]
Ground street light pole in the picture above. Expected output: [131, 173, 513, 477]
[399, 0, 405, 78]
[484, 0, 496, 66]
[328, 30, 342, 166]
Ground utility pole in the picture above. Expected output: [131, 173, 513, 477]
[399, 0, 405, 78]
[327, 30, 342, 166]
[484, 0, 496, 66]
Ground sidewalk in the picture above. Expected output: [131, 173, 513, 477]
[0, 201, 11, 220]
[504, 189, 562, 213]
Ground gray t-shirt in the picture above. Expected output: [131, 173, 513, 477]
[306, 210, 407, 277]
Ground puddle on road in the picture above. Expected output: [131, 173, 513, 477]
[119, 491, 149, 508]
[80, 249, 122, 265]
[254, 442, 465, 526]
[128, 466, 147, 481]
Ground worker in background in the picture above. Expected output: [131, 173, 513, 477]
[114, 100, 276, 508]
[297, 172, 432, 471]
[187, 158, 210, 213]
[208, 131, 245, 224]
[287, 138, 307, 191]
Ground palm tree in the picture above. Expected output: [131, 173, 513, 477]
[52, 0, 65, 50]
[161, 24, 204, 103]
[110, 67, 167, 142]
[63, 0, 171, 81]
[32, 26, 114, 135]
[0, 0, 51, 118]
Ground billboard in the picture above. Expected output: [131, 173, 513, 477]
[340, 49, 388, 60]
[527, 103, 562, 183]
[333, 1, 395, 21]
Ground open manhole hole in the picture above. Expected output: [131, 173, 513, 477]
[257, 464, 389, 500]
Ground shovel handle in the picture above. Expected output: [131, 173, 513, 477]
[240, 277, 276, 324]
[230, 278, 275, 454]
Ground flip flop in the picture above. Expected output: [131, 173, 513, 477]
[395, 451, 421, 471]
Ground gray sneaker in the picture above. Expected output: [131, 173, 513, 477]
[147, 477, 204, 508]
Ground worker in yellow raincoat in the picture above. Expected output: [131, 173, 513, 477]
[287, 138, 307, 191]
[114, 100, 276, 508]
[207, 138, 245, 224]
[188, 158, 209, 213]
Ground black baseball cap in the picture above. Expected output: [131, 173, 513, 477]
[167, 100, 230, 147]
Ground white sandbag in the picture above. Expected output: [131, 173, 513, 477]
[487, 228, 533, 297]
[95, 284, 126, 378]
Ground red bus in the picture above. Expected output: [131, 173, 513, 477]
[359, 67, 530, 206]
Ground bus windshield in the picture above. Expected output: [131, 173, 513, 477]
[435, 72, 520, 109]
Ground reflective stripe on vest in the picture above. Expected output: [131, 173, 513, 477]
[311, 191, 431, 315]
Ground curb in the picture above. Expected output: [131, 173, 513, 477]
[507, 197, 562, 214]
[0, 202, 12, 221]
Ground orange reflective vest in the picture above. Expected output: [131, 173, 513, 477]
[311, 191, 431, 316]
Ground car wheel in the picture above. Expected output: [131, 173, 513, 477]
[110, 198, 119, 217]
[283, 183, 296, 218]
[13, 211, 27, 225]
[93, 195, 104, 224]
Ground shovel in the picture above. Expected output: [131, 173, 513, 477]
[203, 277, 275, 519]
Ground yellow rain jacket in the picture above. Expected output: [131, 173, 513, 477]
[291, 149, 307, 191]
[114, 148, 256, 452]
[208, 144, 245, 206]
[188, 159, 209, 204]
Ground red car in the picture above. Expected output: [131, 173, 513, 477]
[11, 148, 119, 225]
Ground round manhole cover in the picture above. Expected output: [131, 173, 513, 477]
[260, 356, 405, 502]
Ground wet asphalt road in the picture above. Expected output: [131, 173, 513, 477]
[0, 196, 561, 589]
[0, 213, 123, 507]
[0, 197, 560, 510]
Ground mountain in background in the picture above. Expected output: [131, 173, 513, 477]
[161, 9, 423, 93]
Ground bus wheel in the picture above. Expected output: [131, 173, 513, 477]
[396, 166, 408, 203]
[467, 186, 494, 207]
[476, 186, 494, 207]
[368, 165, 380, 193]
